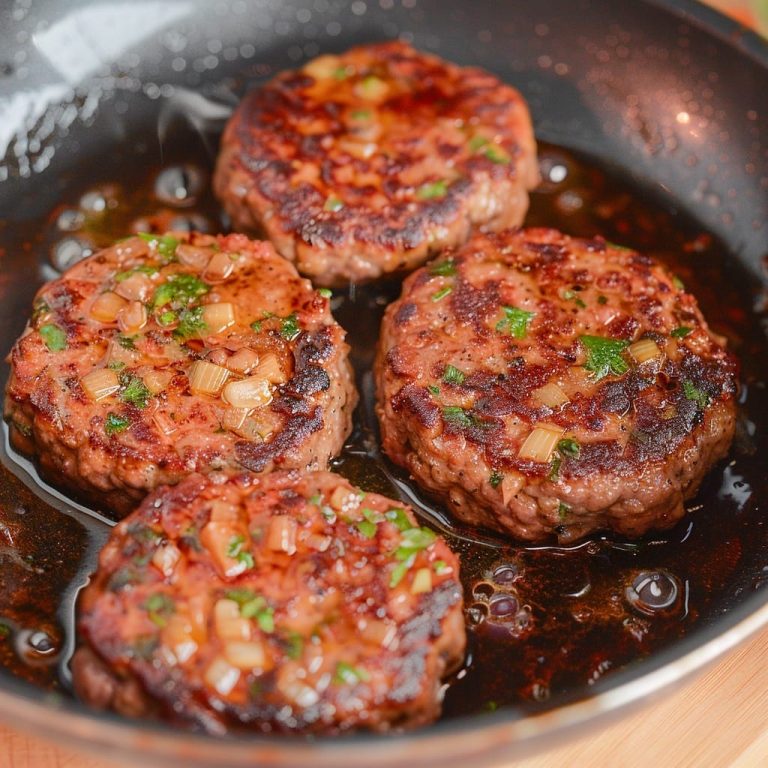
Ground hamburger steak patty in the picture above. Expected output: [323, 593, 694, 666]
[72, 471, 465, 733]
[4, 232, 356, 517]
[214, 41, 539, 285]
[375, 228, 739, 542]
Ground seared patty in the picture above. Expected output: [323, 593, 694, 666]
[214, 41, 539, 285]
[5, 232, 356, 517]
[375, 228, 738, 542]
[72, 471, 465, 733]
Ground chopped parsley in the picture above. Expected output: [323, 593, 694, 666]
[324, 196, 344, 212]
[431, 286, 452, 302]
[384, 508, 413, 532]
[682, 379, 710, 409]
[484, 146, 510, 164]
[158, 310, 176, 326]
[225, 589, 273, 632]
[390, 526, 437, 587]
[597, 295, 608, 305]
[671, 326, 693, 339]
[284, 632, 304, 659]
[429, 259, 456, 277]
[138, 233, 179, 263]
[556, 438, 581, 459]
[318, 288, 333, 298]
[227, 535, 255, 570]
[117, 334, 137, 350]
[496, 306, 535, 339]
[416, 179, 448, 199]
[558, 502, 570, 521]
[443, 364, 465, 385]
[489, 470, 503, 488]
[39, 323, 67, 351]
[334, 661, 370, 685]
[143, 593, 175, 628]
[549, 456, 562, 482]
[174, 306, 207, 340]
[152, 273, 209, 309]
[563, 289, 587, 309]
[356, 519, 377, 539]
[434, 560, 449, 574]
[427, 384, 440, 396]
[119, 373, 151, 409]
[442, 405, 473, 428]
[280, 313, 301, 341]
[579, 335, 630, 380]
[107, 360, 125, 371]
[469, 135, 489, 151]
[104, 412, 130, 436]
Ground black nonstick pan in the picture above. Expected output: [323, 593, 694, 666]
[0, 0, 766, 765]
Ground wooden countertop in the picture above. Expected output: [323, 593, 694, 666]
[2, 623, 767, 767]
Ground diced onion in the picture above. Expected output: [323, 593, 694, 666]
[518, 424, 565, 462]
[201, 522, 249, 579]
[117, 300, 148, 334]
[161, 614, 198, 665]
[225, 641, 267, 671]
[532, 382, 570, 409]
[115, 272, 153, 302]
[208, 500, 240, 524]
[203, 251, 234, 283]
[305, 533, 331, 552]
[359, 619, 397, 649]
[152, 410, 177, 435]
[176, 243, 211, 270]
[204, 656, 241, 696]
[629, 338, 662, 364]
[277, 678, 320, 708]
[152, 542, 181, 577]
[214, 599, 251, 642]
[329, 486, 361, 513]
[187, 360, 229, 395]
[226, 348, 260, 375]
[411, 567, 433, 594]
[81, 368, 120, 401]
[207, 348, 230, 367]
[254, 353, 288, 385]
[303, 54, 342, 80]
[202, 303, 235, 335]
[90, 292, 127, 323]
[106, 339, 139, 368]
[222, 376, 272, 409]
[266, 516, 298, 555]
[222, 406, 250, 433]
[142, 369, 173, 395]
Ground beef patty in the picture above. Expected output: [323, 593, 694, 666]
[214, 41, 539, 285]
[375, 228, 739, 542]
[4, 232, 356, 517]
[72, 470, 465, 733]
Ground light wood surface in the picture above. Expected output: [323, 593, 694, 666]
[1, 623, 767, 767]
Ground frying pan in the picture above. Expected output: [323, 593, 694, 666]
[0, 0, 766, 765]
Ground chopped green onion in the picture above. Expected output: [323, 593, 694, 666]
[356, 519, 377, 539]
[226, 589, 273, 632]
[280, 313, 301, 341]
[671, 326, 693, 338]
[416, 179, 448, 200]
[557, 438, 581, 459]
[469, 135, 489, 151]
[433, 560, 449, 574]
[39, 324, 67, 351]
[350, 108, 371, 120]
[105, 412, 130, 436]
[324, 196, 344, 212]
[138, 233, 179, 263]
[557, 502, 570, 521]
[285, 632, 304, 659]
[431, 286, 452, 302]
[429, 259, 456, 277]
[333, 65, 349, 80]
[443, 364, 465, 385]
[390, 526, 437, 587]
[334, 661, 370, 685]
[143, 593, 175, 628]
[318, 288, 332, 298]
[227, 535, 255, 570]
[496, 306, 535, 339]
[384, 508, 413, 532]
[427, 384, 440, 396]
[484, 146, 509, 164]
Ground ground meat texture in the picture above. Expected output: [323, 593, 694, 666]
[375, 228, 739, 542]
[72, 471, 465, 734]
[214, 41, 539, 286]
[4, 232, 356, 518]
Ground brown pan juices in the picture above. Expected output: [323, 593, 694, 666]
[0, 113, 765, 723]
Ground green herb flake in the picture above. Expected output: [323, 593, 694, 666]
[356, 519, 377, 539]
[469, 135, 489, 152]
[280, 313, 301, 341]
[384, 508, 413, 532]
[39, 324, 67, 351]
[579, 335, 630, 380]
[606, 241, 634, 252]
[671, 326, 693, 339]
[549, 455, 562, 482]
[390, 527, 438, 587]
[115, 264, 158, 282]
[334, 661, 370, 685]
[557, 501, 570, 521]
[443, 364, 465, 385]
[117, 334, 137, 350]
[324, 196, 344, 213]
[143, 593, 175, 628]
[672, 275, 686, 291]
[557, 438, 581, 459]
[107, 360, 125, 371]
[318, 288, 333, 299]
[442, 405, 473, 428]
[433, 560, 449, 574]
[350, 108, 371, 120]
[174, 306, 207, 340]
[308, 493, 322, 506]
[138, 233, 179, 263]
[105, 412, 130, 436]
[416, 179, 448, 200]
[431, 286, 452, 302]
[152, 273, 209, 309]
[496, 306, 535, 339]
[427, 384, 440, 396]
[597, 295, 609, 305]
[0, 623, 10, 639]
[333, 65, 349, 80]
[226, 535, 255, 570]
[484, 146, 510, 164]
[429, 259, 456, 277]
[119, 373, 151, 409]
[250, 320, 262, 333]
[489, 470, 503, 488]
[682, 379, 711, 409]
[285, 632, 304, 660]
